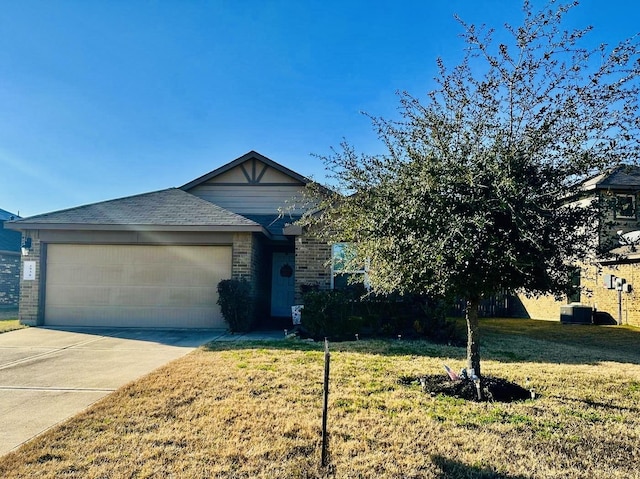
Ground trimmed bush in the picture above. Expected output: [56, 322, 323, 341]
[299, 290, 358, 340]
[300, 290, 462, 343]
[217, 279, 253, 332]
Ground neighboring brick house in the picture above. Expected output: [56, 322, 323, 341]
[0, 208, 21, 308]
[7, 152, 334, 329]
[518, 165, 640, 327]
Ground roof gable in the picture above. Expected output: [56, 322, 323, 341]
[181, 151, 310, 190]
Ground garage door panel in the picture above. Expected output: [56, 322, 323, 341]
[44, 306, 220, 328]
[45, 285, 112, 306]
[45, 244, 232, 328]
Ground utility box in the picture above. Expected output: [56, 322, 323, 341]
[603, 274, 616, 289]
[560, 304, 593, 324]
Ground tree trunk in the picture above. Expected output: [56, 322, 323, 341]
[465, 297, 481, 378]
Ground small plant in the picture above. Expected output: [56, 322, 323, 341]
[217, 279, 253, 332]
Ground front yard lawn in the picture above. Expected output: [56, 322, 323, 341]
[1, 318, 639, 478]
[0, 318, 24, 334]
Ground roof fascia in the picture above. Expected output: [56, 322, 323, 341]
[5, 222, 269, 235]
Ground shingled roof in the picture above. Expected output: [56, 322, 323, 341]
[0, 208, 20, 221]
[6, 188, 265, 233]
[581, 165, 640, 191]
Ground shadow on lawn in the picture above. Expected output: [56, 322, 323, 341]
[202, 327, 640, 366]
[432, 455, 529, 479]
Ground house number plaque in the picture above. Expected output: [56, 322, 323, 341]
[23, 261, 36, 281]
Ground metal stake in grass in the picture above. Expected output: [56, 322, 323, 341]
[321, 338, 330, 467]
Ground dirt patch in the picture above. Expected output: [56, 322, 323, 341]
[399, 374, 534, 402]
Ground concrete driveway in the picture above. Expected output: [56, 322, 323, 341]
[0, 327, 228, 456]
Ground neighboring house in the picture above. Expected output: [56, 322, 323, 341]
[0, 208, 22, 308]
[7, 151, 334, 329]
[518, 165, 640, 326]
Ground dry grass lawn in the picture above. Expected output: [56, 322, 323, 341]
[1, 319, 639, 478]
[0, 318, 24, 333]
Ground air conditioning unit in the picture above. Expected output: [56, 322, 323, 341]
[560, 304, 593, 324]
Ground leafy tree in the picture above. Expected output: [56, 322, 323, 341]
[304, 0, 640, 378]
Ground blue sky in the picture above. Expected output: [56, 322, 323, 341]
[0, 1, 638, 217]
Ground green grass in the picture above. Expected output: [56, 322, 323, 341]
[0, 318, 639, 478]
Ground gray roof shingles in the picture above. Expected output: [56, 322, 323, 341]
[241, 214, 302, 237]
[582, 165, 640, 191]
[8, 188, 262, 230]
[0, 209, 21, 252]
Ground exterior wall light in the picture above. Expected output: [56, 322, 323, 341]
[21, 237, 32, 256]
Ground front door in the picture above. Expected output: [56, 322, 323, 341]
[271, 252, 295, 317]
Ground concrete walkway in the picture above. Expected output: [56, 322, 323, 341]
[0, 327, 283, 456]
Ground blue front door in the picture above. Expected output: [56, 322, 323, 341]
[270, 252, 295, 317]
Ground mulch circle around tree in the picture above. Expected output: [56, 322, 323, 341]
[399, 374, 534, 403]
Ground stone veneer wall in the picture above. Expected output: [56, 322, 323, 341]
[293, 233, 332, 303]
[0, 251, 20, 307]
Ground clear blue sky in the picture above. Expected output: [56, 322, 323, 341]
[0, 0, 638, 217]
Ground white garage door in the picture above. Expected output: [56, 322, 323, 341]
[45, 244, 232, 328]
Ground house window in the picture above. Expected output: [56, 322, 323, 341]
[331, 243, 369, 291]
[615, 194, 636, 219]
[568, 268, 581, 303]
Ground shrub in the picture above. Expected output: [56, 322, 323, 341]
[217, 279, 253, 332]
[300, 290, 462, 343]
[299, 290, 358, 340]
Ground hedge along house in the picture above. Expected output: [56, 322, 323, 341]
[7, 151, 333, 329]
[0, 208, 21, 308]
[518, 165, 640, 327]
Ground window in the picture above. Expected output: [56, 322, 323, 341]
[567, 268, 581, 303]
[615, 194, 636, 219]
[331, 243, 369, 291]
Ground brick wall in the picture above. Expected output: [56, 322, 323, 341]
[231, 232, 269, 319]
[18, 232, 42, 326]
[598, 191, 640, 248]
[515, 292, 568, 321]
[516, 261, 640, 327]
[294, 233, 332, 303]
[579, 262, 640, 327]
[0, 251, 20, 307]
[231, 232, 253, 283]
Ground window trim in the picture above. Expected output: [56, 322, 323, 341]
[615, 193, 637, 220]
[330, 242, 370, 290]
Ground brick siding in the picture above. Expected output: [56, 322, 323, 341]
[517, 261, 640, 327]
[231, 232, 269, 319]
[293, 233, 332, 303]
[17, 232, 42, 326]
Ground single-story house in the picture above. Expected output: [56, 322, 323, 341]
[7, 151, 334, 329]
[0, 209, 22, 308]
